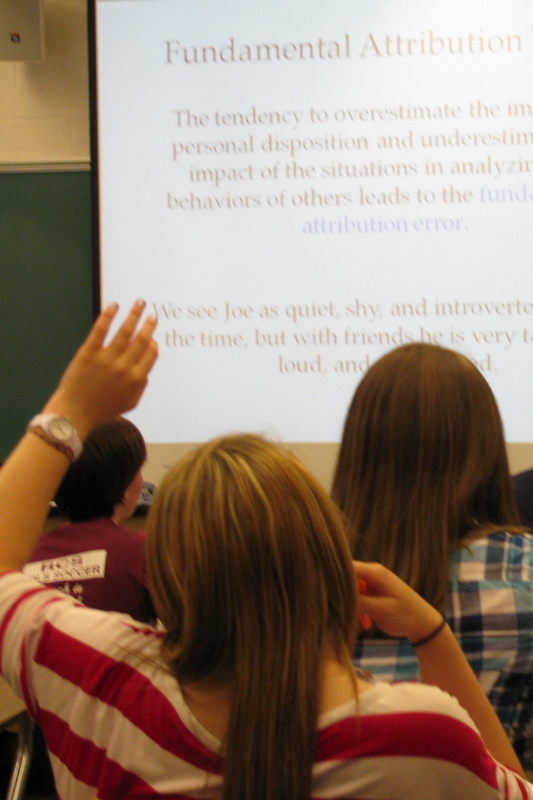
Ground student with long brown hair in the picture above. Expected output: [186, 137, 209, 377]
[332, 341, 533, 770]
[0, 304, 531, 799]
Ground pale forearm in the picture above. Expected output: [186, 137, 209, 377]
[415, 623, 524, 775]
[0, 431, 72, 571]
[355, 560, 525, 776]
[0, 302, 157, 573]
[0, 388, 112, 571]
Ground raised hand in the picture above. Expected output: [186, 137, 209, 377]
[45, 300, 158, 431]
[0, 301, 158, 572]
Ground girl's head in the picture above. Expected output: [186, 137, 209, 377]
[332, 342, 520, 608]
[146, 433, 357, 799]
[54, 416, 146, 522]
[147, 433, 356, 680]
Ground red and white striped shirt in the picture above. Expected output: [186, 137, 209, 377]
[0, 571, 531, 800]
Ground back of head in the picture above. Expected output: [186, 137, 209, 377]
[147, 433, 356, 800]
[332, 342, 520, 608]
[55, 417, 146, 522]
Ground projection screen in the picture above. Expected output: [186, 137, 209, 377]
[90, 0, 533, 485]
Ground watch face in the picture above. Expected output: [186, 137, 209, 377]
[48, 417, 75, 442]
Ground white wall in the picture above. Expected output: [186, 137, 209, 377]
[0, 0, 89, 167]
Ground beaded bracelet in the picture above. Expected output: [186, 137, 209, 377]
[411, 618, 446, 648]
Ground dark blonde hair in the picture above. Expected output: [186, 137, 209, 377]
[147, 433, 357, 800]
[332, 342, 524, 611]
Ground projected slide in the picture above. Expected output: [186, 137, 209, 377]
[93, 0, 533, 444]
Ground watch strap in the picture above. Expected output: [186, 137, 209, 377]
[27, 414, 83, 463]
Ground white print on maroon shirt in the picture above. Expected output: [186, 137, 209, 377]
[23, 549, 107, 586]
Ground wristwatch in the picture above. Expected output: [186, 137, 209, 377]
[27, 414, 83, 462]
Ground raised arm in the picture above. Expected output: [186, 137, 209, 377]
[0, 301, 158, 572]
[354, 560, 525, 776]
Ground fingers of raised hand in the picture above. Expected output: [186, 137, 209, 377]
[123, 313, 158, 370]
[79, 302, 120, 356]
[56, 302, 158, 422]
[99, 305, 158, 410]
[106, 300, 149, 356]
[82, 301, 158, 373]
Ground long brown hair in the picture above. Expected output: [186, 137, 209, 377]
[147, 433, 357, 800]
[332, 342, 523, 611]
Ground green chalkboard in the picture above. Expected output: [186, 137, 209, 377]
[0, 170, 94, 458]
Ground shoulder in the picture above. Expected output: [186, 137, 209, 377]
[356, 681, 492, 765]
[359, 679, 474, 722]
[0, 570, 160, 693]
[512, 468, 533, 490]
[45, 518, 147, 550]
[450, 531, 533, 580]
[105, 521, 147, 544]
[316, 681, 532, 799]
[321, 680, 481, 744]
[31, 518, 117, 549]
[0, 570, 156, 644]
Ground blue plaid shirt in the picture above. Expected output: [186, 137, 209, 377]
[354, 531, 533, 770]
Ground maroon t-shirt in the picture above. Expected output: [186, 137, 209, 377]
[24, 517, 156, 624]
